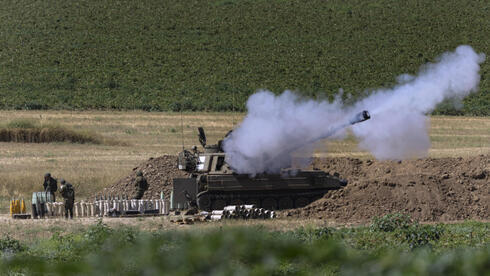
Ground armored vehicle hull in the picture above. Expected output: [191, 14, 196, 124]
[173, 153, 347, 211]
[174, 171, 347, 211]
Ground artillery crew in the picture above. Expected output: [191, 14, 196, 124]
[59, 179, 75, 219]
[134, 171, 149, 199]
[43, 172, 58, 202]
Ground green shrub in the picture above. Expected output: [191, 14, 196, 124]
[370, 213, 444, 249]
[370, 213, 414, 232]
[0, 236, 25, 255]
[402, 224, 444, 249]
[83, 220, 114, 246]
[288, 226, 335, 243]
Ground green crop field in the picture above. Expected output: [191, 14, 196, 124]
[0, 0, 488, 114]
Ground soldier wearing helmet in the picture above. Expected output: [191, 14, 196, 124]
[133, 171, 148, 199]
[43, 172, 58, 202]
[59, 179, 75, 219]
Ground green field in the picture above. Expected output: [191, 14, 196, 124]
[0, 0, 488, 114]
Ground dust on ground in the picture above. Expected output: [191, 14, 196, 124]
[104, 154, 489, 223]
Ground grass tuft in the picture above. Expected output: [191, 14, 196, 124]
[6, 119, 38, 129]
[0, 119, 123, 145]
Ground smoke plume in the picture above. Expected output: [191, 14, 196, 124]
[223, 45, 485, 175]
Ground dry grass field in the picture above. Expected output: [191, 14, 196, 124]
[0, 110, 488, 213]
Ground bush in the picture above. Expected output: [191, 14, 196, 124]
[0, 236, 25, 255]
[402, 224, 444, 249]
[287, 226, 335, 243]
[83, 220, 114, 246]
[0, 120, 122, 145]
[370, 213, 444, 249]
[370, 213, 414, 232]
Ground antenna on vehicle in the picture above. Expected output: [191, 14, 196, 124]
[232, 89, 236, 127]
[180, 109, 185, 150]
[180, 91, 185, 150]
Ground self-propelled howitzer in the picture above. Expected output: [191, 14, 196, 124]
[172, 111, 370, 211]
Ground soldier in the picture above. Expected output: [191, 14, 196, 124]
[59, 179, 75, 219]
[134, 171, 148, 199]
[43, 172, 58, 202]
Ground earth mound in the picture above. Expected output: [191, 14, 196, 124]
[104, 154, 488, 223]
[101, 155, 189, 200]
[287, 154, 489, 223]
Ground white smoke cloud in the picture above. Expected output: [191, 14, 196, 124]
[223, 45, 485, 174]
[351, 45, 485, 159]
[223, 90, 350, 174]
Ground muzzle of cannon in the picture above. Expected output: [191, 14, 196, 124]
[349, 110, 371, 125]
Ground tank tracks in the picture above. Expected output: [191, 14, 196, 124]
[196, 189, 338, 211]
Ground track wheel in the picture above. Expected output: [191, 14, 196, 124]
[262, 198, 277, 210]
[212, 199, 227, 210]
[278, 197, 294, 209]
[197, 194, 212, 211]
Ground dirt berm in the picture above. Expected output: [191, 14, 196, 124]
[101, 155, 189, 200]
[104, 154, 489, 223]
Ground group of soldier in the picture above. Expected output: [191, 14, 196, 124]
[43, 170, 148, 219]
[43, 173, 75, 219]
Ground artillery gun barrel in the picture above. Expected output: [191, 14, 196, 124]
[317, 110, 371, 140]
[349, 110, 371, 125]
[261, 110, 371, 167]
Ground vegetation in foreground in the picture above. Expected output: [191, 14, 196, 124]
[0, 0, 488, 115]
[0, 215, 488, 275]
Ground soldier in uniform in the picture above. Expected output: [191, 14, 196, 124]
[59, 179, 75, 219]
[43, 172, 58, 202]
[134, 171, 148, 199]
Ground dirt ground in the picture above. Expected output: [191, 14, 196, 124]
[104, 154, 488, 224]
[101, 155, 188, 200]
[0, 213, 364, 242]
[287, 154, 489, 223]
